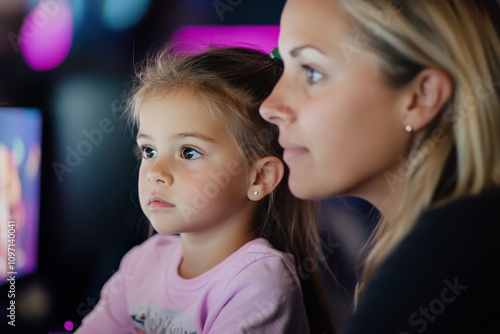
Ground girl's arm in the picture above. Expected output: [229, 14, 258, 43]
[74, 249, 138, 334]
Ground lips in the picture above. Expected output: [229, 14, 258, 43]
[148, 195, 175, 209]
[280, 141, 309, 162]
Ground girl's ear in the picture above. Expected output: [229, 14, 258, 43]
[247, 156, 284, 201]
[401, 68, 453, 132]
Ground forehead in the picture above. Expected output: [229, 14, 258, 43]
[138, 92, 220, 131]
[137, 92, 244, 147]
[280, 0, 354, 53]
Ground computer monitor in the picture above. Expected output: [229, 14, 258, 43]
[0, 106, 42, 284]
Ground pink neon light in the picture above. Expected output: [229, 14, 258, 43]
[170, 25, 279, 54]
[20, 2, 73, 71]
[64, 320, 74, 331]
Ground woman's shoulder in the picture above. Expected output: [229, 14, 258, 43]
[402, 186, 500, 262]
[419, 186, 500, 229]
[359, 187, 500, 333]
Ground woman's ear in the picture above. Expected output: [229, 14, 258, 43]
[402, 68, 453, 132]
[247, 156, 285, 201]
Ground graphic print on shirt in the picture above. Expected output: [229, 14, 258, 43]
[130, 303, 197, 334]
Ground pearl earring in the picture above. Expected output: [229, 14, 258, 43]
[405, 125, 413, 133]
[253, 190, 259, 196]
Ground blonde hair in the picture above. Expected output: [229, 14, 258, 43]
[335, 0, 500, 305]
[126, 45, 336, 333]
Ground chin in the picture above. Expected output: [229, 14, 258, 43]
[150, 225, 180, 235]
[289, 175, 347, 201]
[288, 177, 323, 200]
[147, 218, 177, 234]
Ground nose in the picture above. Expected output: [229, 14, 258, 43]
[146, 159, 173, 186]
[260, 76, 295, 127]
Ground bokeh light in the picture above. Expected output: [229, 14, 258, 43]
[101, 0, 151, 31]
[71, 0, 86, 31]
[64, 320, 74, 331]
[19, 1, 73, 71]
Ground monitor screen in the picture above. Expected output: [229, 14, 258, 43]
[0, 106, 42, 284]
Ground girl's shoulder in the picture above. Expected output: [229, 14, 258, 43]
[216, 238, 300, 289]
[230, 238, 296, 270]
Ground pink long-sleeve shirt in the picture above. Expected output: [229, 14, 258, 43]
[75, 234, 310, 334]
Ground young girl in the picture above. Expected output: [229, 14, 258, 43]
[75, 46, 335, 333]
[260, 0, 500, 333]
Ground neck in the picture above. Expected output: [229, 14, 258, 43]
[374, 181, 404, 225]
[349, 169, 405, 225]
[178, 219, 255, 279]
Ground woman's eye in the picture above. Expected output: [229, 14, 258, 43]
[142, 146, 157, 159]
[304, 65, 324, 85]
[181, 147, 202, 160]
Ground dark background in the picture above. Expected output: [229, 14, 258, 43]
[0, 1, 374, 333]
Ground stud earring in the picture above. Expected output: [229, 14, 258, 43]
[405, 125, 413, 133]
[253, 190, 259, 196]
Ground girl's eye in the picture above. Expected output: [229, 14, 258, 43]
[181, 147, 202, 160]
[303, 65, 324, 85]
[143, 147, 157, 159]
[134, 145, 157, 159]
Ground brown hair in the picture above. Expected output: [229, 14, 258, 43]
[126, 45, 336, 333]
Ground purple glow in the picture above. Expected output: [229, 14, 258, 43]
[64, 320, 74, 331]
[20, 1, 73, 71]
[170, 25, 279, 54]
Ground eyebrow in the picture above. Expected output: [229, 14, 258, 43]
[290, 45, 325, 58]
[136, 132, 216, 143]
[136, 132, 151, 140]
[175, 132, 216, 143]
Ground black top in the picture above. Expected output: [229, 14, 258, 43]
[341, 187, 500, 334]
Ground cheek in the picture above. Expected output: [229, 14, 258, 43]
[307, 88, 402, 152]
[197, 169, 249, 212]
[199, 173, 244, 202]
[299, 90, 405, 193]
[137, 166, 149, 199]
[301, 96, 363, 162]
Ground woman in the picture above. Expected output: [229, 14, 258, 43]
[260, 0, 500, 333]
